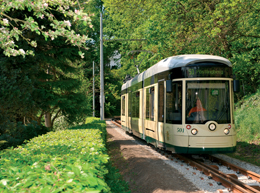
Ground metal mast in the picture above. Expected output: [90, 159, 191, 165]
[93, 61, 95, 117]
[100, 12, 105, 120]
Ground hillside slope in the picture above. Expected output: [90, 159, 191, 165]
[235, 90, 260, 143]
[227, 91, 260, 166]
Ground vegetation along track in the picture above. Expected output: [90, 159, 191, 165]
[111, 119, 260, 193]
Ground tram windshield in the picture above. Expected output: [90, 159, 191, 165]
[186, 80, 230, 124]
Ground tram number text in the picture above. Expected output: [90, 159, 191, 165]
[177, 128, 184, 133]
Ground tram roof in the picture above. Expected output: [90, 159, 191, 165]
[121, 54, 232, 90]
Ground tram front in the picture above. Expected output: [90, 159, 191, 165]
[184, 62, 237, 154]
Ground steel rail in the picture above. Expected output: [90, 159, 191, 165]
[111, 119, 121, 128]
[208, 155, 260, 183]
[192, 156, 260, 193]
[174, 154, 260, 193]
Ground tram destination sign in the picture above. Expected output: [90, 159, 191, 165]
[185, 66, 232, 78]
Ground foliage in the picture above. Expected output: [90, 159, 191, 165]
[0, 0, 94, 135]
[0, 57, 38, 128]
[0, 121, 49, 150]
[234, 89, 260, 143]
[85, 117, 105, 124]
[79, 0, 122, 118]
[103, 0, 260, 100]
[0, 36, 92, 128]
[227, 142, 260, 167]
[0, 117, 130, 192]
[0, 129, 109, 192]
[69, 117, 107, 145]
[105, 162, 130, 193]
[0, 0, 92, 58]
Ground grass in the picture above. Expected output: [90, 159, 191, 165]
[226, 90, 260, 167]
[227, 142, 260, 166]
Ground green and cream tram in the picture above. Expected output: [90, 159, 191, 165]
[121, 54, 239, 154]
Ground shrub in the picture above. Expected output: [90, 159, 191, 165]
[0, 129, 110, 192]
[68, 117, 107, 145]
[0, 121, 49, 150]
[0, 117, 130, 193]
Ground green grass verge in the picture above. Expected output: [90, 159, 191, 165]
[226, 91, 260, 167]
[235, 91, 260, 143]
[0, 117, 129, 192]
[226, 142, 260, 166]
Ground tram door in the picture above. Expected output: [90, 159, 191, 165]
[157, 80, 165, 148]
[121, 94, 127, 132]
[127, 92, 132, 133]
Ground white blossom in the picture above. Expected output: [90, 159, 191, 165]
[0, 27, 8, 34]
[3, 19, 8, 25]
[64, 20, 71, 27]
[19, 49, 25, 55]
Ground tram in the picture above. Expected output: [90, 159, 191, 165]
[121, 54, 239, 154]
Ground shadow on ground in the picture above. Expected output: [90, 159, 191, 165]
[106, 124, 202, 193]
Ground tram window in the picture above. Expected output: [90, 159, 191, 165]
[166, 81, 182, 124]
[132, 91, 140, 118]
[128, 92, 132, 117]
[158, 81, 164, 122]
[186, 80, 230, 124]
[146, 87, 154, 121]
[122, 96, 125, 116]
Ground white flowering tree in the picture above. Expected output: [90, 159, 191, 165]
[0, 0, 92, 58]
[0, 0, 97, 136]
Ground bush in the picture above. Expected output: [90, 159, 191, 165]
[0, 121, 49, 150]
[68, 117, 107, 145]
[0, 129, 110, 192]
[0, 117, 129, 193]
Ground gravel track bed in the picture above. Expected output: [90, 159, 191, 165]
[108, 121, 260, 193]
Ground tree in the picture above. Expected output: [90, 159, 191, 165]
[103, 0, 260, 99]
[0, 0, 92, 58]
[0, 0, 94, 137]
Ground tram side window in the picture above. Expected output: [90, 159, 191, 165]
[128, 92, 132, 117]
[122, 96, 125, 116]
[158, 81, 164, 122]
[146, 87, 155, 121]
[166, 81, 182, 124]
[132, 91, 140, 118]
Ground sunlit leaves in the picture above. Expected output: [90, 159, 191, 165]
[104, 0, 260, 98]
[0, 126, 110, 192]
[0, 0, 93, 57]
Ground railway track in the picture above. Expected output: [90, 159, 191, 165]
[111, 118, 121, 128]
[110, 119, 260, 193]
[172, 154, 260, 193]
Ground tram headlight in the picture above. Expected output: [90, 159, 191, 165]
[191, 128, 198, 135]
[224, 128, 230, 135]
[208, 123, 216, 131]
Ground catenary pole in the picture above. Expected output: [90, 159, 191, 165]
[100, 12, 105, 120]
[93, 61, 95, 117]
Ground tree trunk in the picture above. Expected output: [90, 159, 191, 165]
[44, 112, 52, 128]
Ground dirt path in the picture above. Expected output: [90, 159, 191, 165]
[106, 121, 204, 193]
